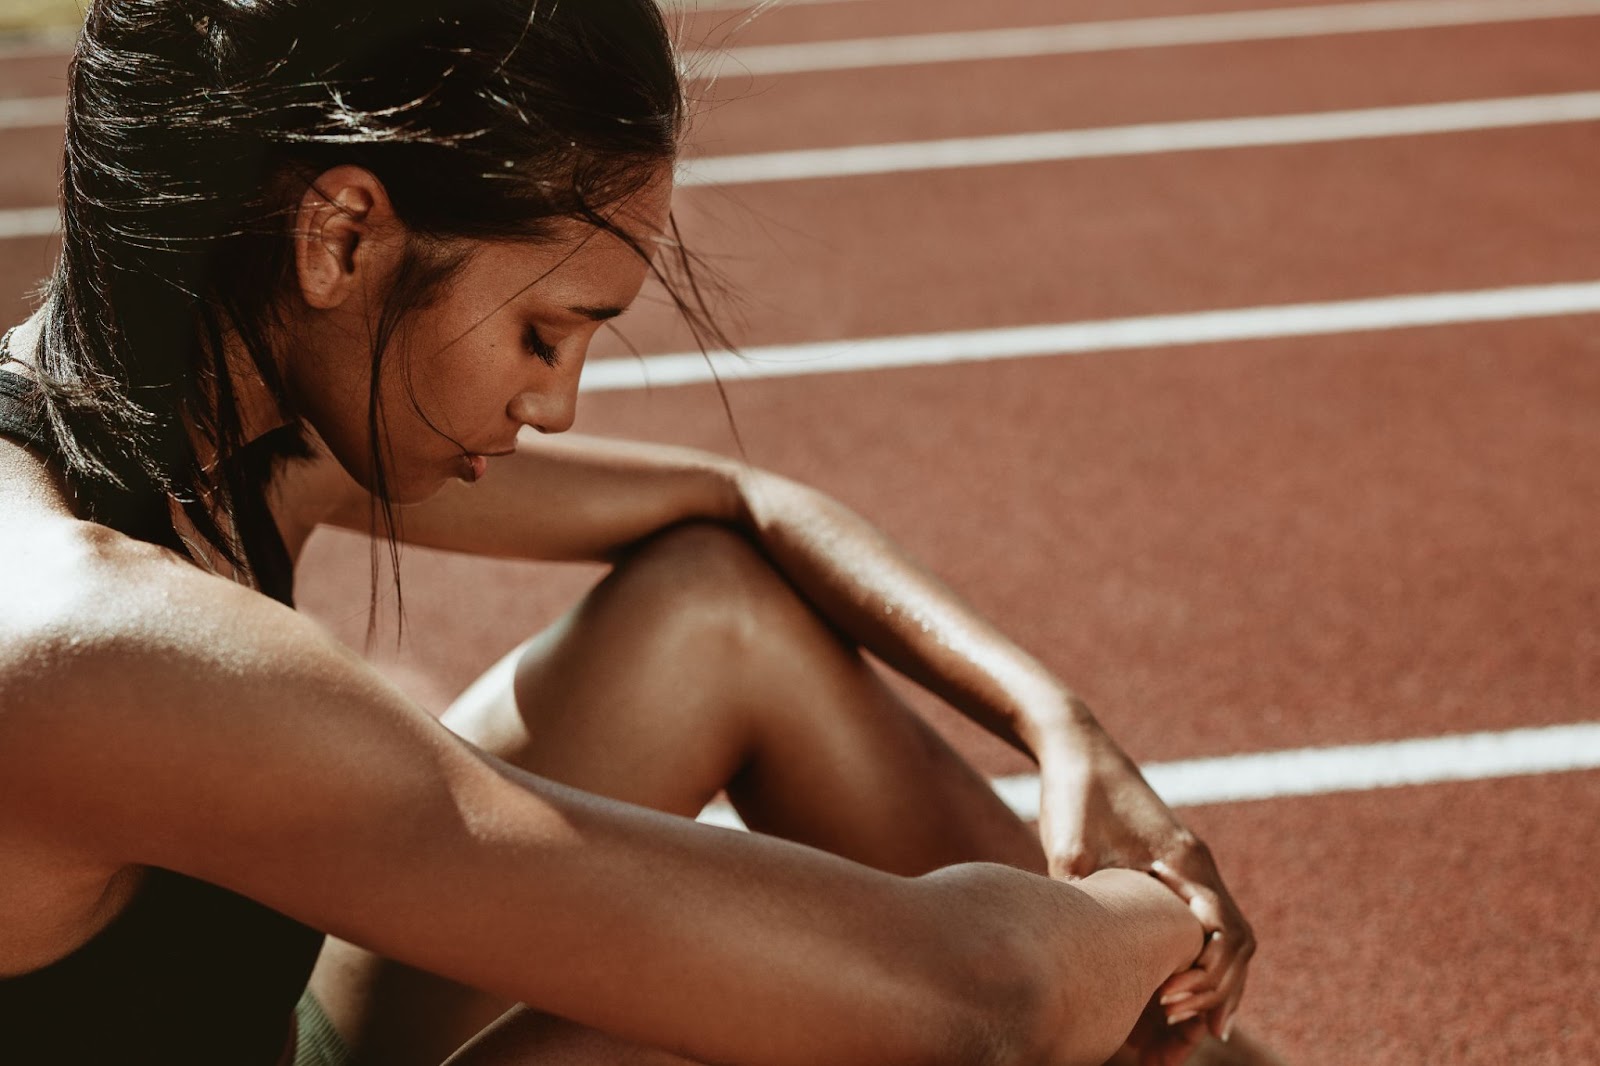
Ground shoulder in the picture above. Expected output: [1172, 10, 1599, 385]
[0, 516, 567, 980]
[0, 517, 425, 862]
[0, 502, 399, 742]
[0, 515, 294, 703]
[0, 516, 190, 682]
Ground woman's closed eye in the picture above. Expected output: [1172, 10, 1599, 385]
[523, 325, 560, 367]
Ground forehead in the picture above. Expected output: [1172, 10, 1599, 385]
[452, 172, 674, 310]
[544, 165, 674, 262]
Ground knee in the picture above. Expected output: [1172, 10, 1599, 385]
[603, 521, 809, 652]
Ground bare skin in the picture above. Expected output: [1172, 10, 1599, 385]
[305, 517, 1278, 1066]
[0, 162, 1270, 1065]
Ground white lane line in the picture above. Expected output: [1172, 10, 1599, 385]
[581, 281, 1600, 393]
[690, 0, 1600, 78]
[0, 206, 56, 239]
[679, 91, 1600, 186]
[0, 95, 65, 130]
[698, 722, 1600, 829]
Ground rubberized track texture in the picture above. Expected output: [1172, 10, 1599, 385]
[4, 3, 1598, 1062]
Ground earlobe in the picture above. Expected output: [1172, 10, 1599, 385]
[291, 166, 392, 311]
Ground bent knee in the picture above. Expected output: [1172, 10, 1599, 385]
[613, 521, 789, 616]
[621, 521, 764, 579]
[601, 521, 819, 653]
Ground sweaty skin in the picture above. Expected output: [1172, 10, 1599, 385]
[0, 161, 1244, 1065]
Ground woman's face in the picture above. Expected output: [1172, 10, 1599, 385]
[287, 167, 672, 503]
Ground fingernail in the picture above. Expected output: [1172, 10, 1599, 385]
[1167, 1010, 1197, 1026]
[1223, 1018, 1236, 1042]
[1159, 991, 1193, 1007]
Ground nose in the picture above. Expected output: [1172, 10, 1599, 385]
[508, 375, 579, 434]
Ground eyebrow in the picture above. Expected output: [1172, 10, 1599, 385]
[567, 304, 628, 322]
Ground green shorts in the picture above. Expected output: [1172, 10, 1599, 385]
[293, 990, 354, 1066]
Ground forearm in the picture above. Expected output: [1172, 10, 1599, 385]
[356, 434, 742, 562]
[735, 470, 1083, 754]
[401, 764, 1000, 1066]
[440, 764, 1197, 1066]
[353, 439, 1101, 758]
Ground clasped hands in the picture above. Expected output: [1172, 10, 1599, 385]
[1036, 711, 1255, 1066]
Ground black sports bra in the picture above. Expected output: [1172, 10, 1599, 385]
[0, 364, 43, 443]
[0, 366, 326, 1065]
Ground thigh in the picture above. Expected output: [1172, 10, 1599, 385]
[309, 542, 763, 1065]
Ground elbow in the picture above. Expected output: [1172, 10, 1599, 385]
[948, 929, 1054, 1066]
[904, 865, 1048, 1066]
[913, 865, 1136, 1066]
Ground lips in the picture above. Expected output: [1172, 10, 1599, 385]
[456, 440, 517, 483]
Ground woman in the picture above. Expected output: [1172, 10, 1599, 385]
[0, 2, 1269, 1064]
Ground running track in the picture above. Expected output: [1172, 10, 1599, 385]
[3, 3, 1598, 1061]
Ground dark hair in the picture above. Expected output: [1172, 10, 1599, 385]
[28, 0, 719, 612]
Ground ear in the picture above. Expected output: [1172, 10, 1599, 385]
[292, 165, 401, 310]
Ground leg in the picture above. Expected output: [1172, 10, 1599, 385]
[310, 523, 1276, 1065]
[444, 522, 1045, 876]
[312, 522, 1041, 1065]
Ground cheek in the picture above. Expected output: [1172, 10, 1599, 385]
[387, 337, 552, 465]
[290, 345, 445, 496]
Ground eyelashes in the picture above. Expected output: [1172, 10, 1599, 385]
[523, 325, 560, 367]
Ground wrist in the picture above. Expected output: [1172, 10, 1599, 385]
[1027, 692, 1109, 768]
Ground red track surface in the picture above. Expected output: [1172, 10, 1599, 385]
[688, 20, 1600, 153]
[5, 3, 1598, 1062]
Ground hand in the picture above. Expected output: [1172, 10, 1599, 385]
[1036, 710, 1256, 1042]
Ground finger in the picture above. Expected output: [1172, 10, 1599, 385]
[1150, 866, 1254, 968]
[1159, 928, 1227, 989]
[1189, 981, 1245, 1044]
[1170, 879, 1231, 938]
[1156, 966, 1211, 1004]
[1206, 940, 1255, 1040]
[1148, 852, 1257, 1041]
[1156, 931, 1236, 1022]
[1179, 922, 1255, 1020]
[1150, 853, 1255, 976]
[1147, 859, 1229, 932]
[1167, 938, 1254, 1031]
[1160, 957, 1219, 1027]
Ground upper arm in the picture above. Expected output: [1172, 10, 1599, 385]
[1, 574, 686, 1007]
[323, 433, 747, 562]
[2, 571, 530, 961]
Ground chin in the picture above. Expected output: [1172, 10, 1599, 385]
[340, 459, 455, 507]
